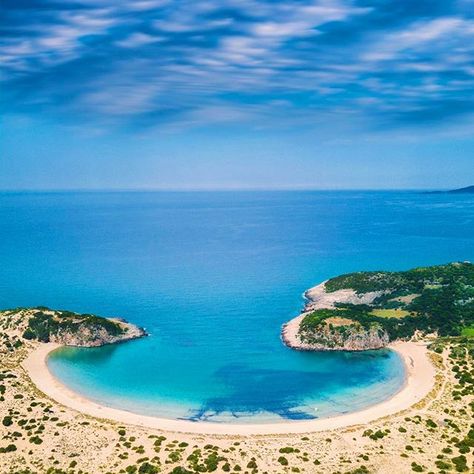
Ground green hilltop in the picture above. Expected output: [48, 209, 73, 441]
[300, 262, 474, 343]
[0, 307, 146, 348]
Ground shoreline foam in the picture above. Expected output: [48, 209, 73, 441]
[22, 340, 435, 435]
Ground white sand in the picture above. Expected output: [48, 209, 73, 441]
[22, 340, 435, 435]
[281, 314, 307, 349]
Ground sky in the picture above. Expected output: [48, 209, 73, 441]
[1, 0, 474, 190]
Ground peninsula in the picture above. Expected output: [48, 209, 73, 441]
[4, 307, 146, 347]
[282, 262, 474, 351]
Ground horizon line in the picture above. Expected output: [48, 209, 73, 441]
[0, 187, 445, 193]
[0, 185, 465, 193]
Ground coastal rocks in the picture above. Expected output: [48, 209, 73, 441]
[282, 314, 389, 351]
[284, 320, 389, 351]
[17, 308, 147, 348]
[282, 281, 390, 352]
[49, 320, 147, 347]
[303, 281, 386, 312]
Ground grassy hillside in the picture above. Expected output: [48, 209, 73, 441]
[301, 262, 474, 341]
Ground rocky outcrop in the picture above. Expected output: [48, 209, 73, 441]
[18, 308, 147, 348]
[303, 281, 386, 312]
[281, 313, 389, 351]
[281, 281, 390, 352]
[49, 319, 147, 347]
[283, 320, 388, 351]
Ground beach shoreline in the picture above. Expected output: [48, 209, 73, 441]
[22, 340, 435, 436]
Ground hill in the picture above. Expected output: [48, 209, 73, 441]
[282, 262, 474, 351]
[426, 185, 474, 194]
[0, 307, 146, 347]
[448, 185, 474, 194]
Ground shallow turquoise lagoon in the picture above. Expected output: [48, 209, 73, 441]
[1, 191, 473, 422]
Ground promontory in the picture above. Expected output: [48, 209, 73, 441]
[2, 307, 146, 348]
[282, 262, 474, 351]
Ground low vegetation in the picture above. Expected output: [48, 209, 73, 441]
[300, 262, 474, 343]
[22, 309, 125, 343]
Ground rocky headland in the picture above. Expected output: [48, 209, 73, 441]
[2, 307, 146, 348]
[282, 281, 390, 351]
[282, 262, 474, 352]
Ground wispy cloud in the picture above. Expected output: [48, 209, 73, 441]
[2, 0, 474, 131]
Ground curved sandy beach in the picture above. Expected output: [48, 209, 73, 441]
[22, 340, 435, 435]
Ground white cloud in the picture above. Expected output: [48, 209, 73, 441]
[2, 0, 474, 130]
[362, 17, 474, 62]
[116, 33, 163, 48]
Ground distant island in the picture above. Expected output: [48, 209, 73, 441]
[426, 185, 474, 194]
[448, 185, 474, 193]
[282, 262, 474, 351]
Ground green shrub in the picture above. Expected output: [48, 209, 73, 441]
[170, 468, 193, 474]
[279, 447, 296, 453]
[2, 416, 13, 427]
[0, 444, 17, 453]
[247, 459, 257, 469]
[451, 455, 468, 472]
[138, 462, 159, 474]
[435, 460, 451, 470]
[426, 419, 437, 428]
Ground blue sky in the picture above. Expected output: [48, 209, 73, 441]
[1, 0, 474, 190]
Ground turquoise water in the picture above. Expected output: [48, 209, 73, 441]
[1, 191, 473, 422]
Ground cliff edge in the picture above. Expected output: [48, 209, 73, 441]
[282, 282, 389, 351]
[281, 262, 474, 351]
[1, 307, 146, 348]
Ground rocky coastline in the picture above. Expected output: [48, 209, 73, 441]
[3, 308, 147, 348]
[281, 281, 390, 351]
[50, 318, 147, 347]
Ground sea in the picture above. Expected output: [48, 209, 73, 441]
[1, 190, 473, 423]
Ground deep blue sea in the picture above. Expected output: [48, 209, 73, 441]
[1, 191, 473, 422]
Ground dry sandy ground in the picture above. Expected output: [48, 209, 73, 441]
[303, 281, 386, 311]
